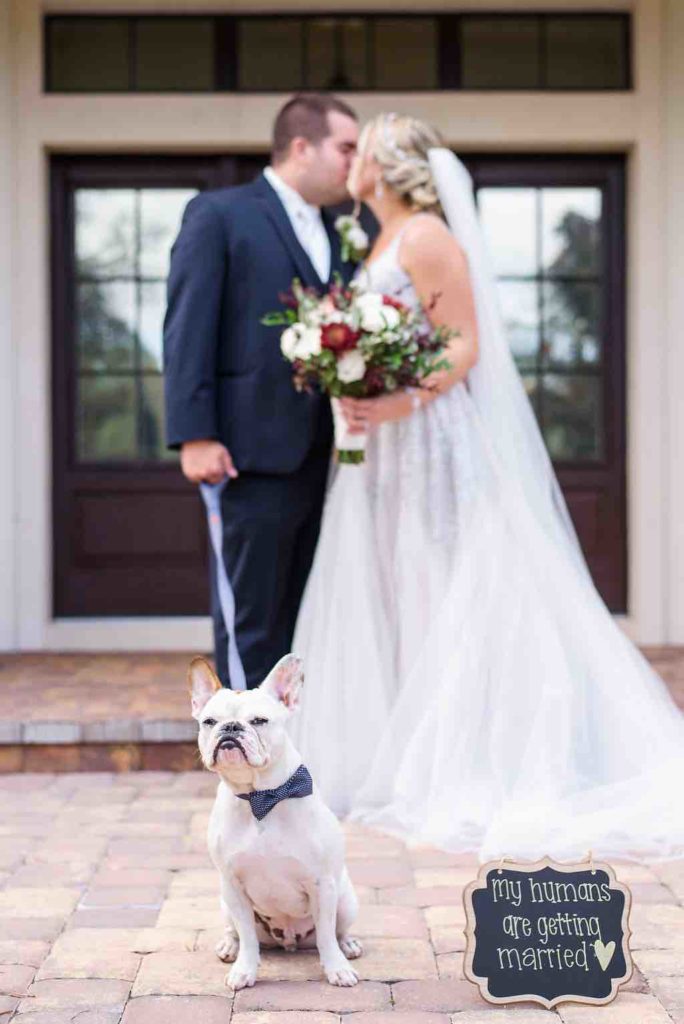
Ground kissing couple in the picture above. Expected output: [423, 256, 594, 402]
[164, 92, 684, 863]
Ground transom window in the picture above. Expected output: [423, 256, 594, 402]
[45, 13, 631, 93]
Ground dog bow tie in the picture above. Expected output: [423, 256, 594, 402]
[237, 764, 313, 821]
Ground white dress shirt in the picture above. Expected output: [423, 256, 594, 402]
[263, 165, 331, 284]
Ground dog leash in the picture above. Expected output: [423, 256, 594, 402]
[199, 478, 247, 691]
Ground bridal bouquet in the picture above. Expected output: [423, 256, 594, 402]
[263, 279, 454, 464]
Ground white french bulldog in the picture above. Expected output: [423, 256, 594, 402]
[189, 653, 363, 990]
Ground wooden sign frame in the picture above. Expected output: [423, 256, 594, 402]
[463, 855, 633, 1010]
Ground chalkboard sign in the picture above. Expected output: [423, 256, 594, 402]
[463, 856, 632, 1009]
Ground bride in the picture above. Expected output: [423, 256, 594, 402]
[288, 112, 684, 863]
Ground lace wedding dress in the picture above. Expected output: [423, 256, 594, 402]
[288, 220, 684, 863]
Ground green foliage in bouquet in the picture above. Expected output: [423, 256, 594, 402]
[262, 275, 455, 402]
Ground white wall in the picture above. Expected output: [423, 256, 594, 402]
[0, 1, 16, 649]
[3, 0, 681, 648]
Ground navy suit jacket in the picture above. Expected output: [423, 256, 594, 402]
[163, 173, 355, 474]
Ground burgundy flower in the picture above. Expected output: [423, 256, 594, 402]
[277, 289, 299, 310]
[363, 367, 386, 395]
[382, 295, 409, 312]
[321, 322, 359, 352]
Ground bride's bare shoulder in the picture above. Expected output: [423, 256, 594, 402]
[405, 211, 450, 238]
[400, 212, 465, 268]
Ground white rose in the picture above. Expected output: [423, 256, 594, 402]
[352, 293, 378, 331]
[379, 304, 401, 330]
[280, 323, 321, 360]
[356, 292, 383, 311]
[280, 324, 301, 361]
[356, 295, 401, 334]
[336, 349, 366, 383]
[361, 309, 385, 333]
[348, 226, 369, 250]
[295, 326, 322, 358]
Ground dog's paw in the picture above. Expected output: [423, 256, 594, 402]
[325, 960, 359, 987]
[339, 935, 363, 959]
[225, 960, 258, 990]
[215, 934, 239, 962]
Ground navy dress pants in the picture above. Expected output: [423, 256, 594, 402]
[209, 445, 330, 690]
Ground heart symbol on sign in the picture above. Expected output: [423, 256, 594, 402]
[593, 939, 616, 971]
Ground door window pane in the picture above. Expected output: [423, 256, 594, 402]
[238, 19, 303, 91]
[135, 18, 214, 91]
[77, 282, 137, 372]
[140, 377, 176, 461]
[48, 18, 130, 92]
[140, 189, 197, 277]
[497, 281, 539, 370]
[540, 374, 603, 460]
[542, 188, 601, 277]
[461, 17, 541, 89]
[542, 282, 601, 367]
[374, 18, 438, 90]
[139, 282, 167, 372]
[522, 373, 540, 417]
[546, 17, 628, 90]
[478, 188, 537, 276]
[76, 190, 136, 277]
[78, 377, 137, 461]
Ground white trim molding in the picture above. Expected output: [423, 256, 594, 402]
[0, 2, 17, 650]
[44, 617, 213, 652]
[664, 0, 684, 641]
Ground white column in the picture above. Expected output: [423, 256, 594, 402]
[624, 0, 667, 642]
[13, 0, 49, 649]
[0, 1, 16, 649]
[664, 0, 684, 641]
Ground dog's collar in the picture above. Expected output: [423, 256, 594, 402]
[236, 764, 313, 821]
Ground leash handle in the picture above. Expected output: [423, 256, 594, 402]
[199, 478, 247, 691]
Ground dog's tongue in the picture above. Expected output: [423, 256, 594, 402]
[217, 747, 244, 765]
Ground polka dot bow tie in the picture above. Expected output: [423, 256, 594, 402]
[237, 764, 313, 821]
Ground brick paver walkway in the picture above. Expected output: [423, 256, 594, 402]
[0, 771, 682, 1023]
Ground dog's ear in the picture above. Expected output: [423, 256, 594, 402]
[260, 654, 304, 710]
[188, 657, 222, 720]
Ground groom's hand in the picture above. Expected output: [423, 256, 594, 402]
[180, 440, 238, 484]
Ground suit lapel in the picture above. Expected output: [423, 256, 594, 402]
[255, 173, 324, 291]
[322, 209, 347, 285]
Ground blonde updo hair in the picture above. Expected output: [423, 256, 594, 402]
[360, 113, 445, 217]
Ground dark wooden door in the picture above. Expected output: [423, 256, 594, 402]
[52, 152, 626, 616]
[51, 154, 266, 616]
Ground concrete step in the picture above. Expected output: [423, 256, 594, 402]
[1, 648, 683, 772]
[0, 653, 201, 772]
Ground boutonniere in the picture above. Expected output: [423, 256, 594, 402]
[335, 213, 369, 264]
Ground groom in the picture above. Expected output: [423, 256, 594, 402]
[164, 94, 360, 689]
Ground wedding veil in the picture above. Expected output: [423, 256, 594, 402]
[427, 147, 595, 587]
